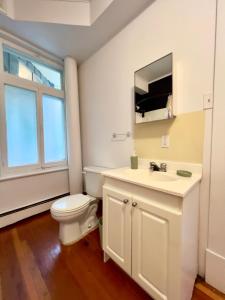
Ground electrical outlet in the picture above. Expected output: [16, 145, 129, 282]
[161, 135, 169, 148]
[203, 93, 213, 109]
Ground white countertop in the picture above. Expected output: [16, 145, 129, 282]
[102, 167, 202, 197]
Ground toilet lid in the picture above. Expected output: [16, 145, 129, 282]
[51, 194, 90, 213]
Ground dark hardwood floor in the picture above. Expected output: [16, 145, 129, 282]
[0, 212, 223, 300]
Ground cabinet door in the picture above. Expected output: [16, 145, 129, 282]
[132, 196, 181, 300]
[103, 186, 132, 274]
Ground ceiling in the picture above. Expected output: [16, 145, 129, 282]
[47, 0, 90, 2]
[0, 0, 154, 63]
[136, 54, 172, 83]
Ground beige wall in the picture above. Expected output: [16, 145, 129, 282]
[134, 111, 205, 163]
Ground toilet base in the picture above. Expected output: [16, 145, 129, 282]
[59, 221, 81, 245]
[59, 222, 99, 246]
[59, 203, 99, 246]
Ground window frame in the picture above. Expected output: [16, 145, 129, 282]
[0, 38, 67, 178]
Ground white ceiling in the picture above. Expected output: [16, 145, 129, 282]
[0, 0, 154, 63]
[47, 0, 90, 2]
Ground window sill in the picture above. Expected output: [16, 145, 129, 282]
[0, 166, 69, 182]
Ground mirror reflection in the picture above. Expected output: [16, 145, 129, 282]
[135, 53, 174, 123]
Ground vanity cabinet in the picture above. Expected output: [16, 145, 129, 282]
[103, 177, 199, 300]
[103, 187, 132, 274]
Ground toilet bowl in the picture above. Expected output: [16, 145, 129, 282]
[51, 194, 98, 245]
[51, 166, 108, 245]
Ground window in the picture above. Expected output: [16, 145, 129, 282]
[3, 46, 63, 90]
[0, 41, 66, 176]
[42, 95, 66, 163]
[5, 85, 38, 167]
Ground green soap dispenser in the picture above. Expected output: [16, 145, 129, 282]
[130, 152, 138, 169]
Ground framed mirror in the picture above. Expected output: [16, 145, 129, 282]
[134, 53, 174, 123]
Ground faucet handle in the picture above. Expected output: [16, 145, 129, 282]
[150, 161, 155, 167]
[160, 163, 167, 172]
[149, 162, 160, 171]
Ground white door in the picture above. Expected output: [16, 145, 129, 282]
[132, 196, 181, 300]
[103, 186, 132, 274]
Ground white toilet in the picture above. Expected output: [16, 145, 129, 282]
[51, 166, 108, 245]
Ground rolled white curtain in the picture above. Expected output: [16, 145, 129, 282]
[64, 56, 82, 194]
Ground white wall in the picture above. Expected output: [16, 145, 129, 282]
[206, 0, 225, 292]
[79, 0, 216, 168]
[0, 170, 69, 214]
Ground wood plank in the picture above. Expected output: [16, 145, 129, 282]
[12, 228, 50, 300]
[195, 281, 225, 300]
[0, 276, 2, 300]
[22, 240, 50, 300]
[0, 226, 28, 300]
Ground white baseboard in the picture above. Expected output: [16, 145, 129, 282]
[0, 200, 55, 228]
[206, 248, 225, 293]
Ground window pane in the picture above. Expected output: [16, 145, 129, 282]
[42, 95, 66, 163]
[5, 85, 38, 167]
[3, 47, 63, 90]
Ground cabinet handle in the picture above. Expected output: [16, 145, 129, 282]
[123, 199, 129, 204]
[132, 202, 137, 207]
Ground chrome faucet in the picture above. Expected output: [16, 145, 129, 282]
[150, 162, 167, 172]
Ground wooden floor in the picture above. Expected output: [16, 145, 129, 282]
[0, 212, 224, 300]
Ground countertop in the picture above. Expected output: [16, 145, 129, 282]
[102, 167, 202, 197]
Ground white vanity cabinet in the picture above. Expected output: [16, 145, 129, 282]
[103, 187, 132, 274]
[103, 176, 200, 300]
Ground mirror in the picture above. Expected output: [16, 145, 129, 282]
[134, 53, 174, 123]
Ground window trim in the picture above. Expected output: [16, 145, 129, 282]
[0, 165, 69, 183]
[0, 38, 67, 178]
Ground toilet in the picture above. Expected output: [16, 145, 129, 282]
[51, 166, 108, 245]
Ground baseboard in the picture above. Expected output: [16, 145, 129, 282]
[205, 248, 225, 294]
[0, 194, 68, 228]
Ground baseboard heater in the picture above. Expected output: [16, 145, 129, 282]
[0, 193, 69, 218]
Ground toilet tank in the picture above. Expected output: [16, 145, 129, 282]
[83, 166, 109, 198]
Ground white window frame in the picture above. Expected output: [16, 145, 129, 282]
[0, 38, 67, 178]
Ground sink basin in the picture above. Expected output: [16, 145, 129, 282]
[123, 169, 178, 182]
[150, 172, 178, 182]
[124, 169, 145, 176]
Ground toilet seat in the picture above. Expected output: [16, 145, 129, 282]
[51, 194, 91, 215]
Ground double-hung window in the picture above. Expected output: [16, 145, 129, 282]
[0, 41, 67, 177]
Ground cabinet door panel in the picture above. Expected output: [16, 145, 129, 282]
[132, 197, 180, 300]
[103, 187, 131, 274]
[107, 196, 125, 258]
[141, 212, 168, 293]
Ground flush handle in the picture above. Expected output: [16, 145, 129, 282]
[123, 199, 129, 204]
[132, 202, 137, 207]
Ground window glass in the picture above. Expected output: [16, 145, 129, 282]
[42, 95, 66, 163]
[3, 47, 63, 90]
[5, 85, 39, 167]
